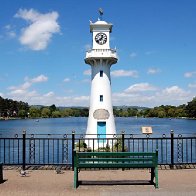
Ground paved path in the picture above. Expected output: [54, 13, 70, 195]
[0, 169, 196, 195]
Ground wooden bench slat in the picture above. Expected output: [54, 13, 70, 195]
[78, 163, 156, 168]
[78, 157, 155, 162]
[77, 152, 156, 157]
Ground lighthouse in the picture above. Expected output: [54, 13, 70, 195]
[85, 10, 118, 149]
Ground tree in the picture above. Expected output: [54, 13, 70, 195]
[18, 110, 26, 118]
[0, 96, 29, 118]
[41, 108, 51, 118]
[168, 108, 176, 117]
[127, 108, 138, 116]
[186, 97, 196, 118]
[158, 110, 166, 118]
[29, 107, 41, 118]
[51, 111, 61, 118]
[49, 104, 56, 113]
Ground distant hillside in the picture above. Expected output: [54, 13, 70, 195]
[31, 105, 148, 110]
[113, 106, 149, 110]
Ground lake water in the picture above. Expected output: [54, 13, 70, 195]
[0, 117, 195, 136]
[0, 117, 195, 165]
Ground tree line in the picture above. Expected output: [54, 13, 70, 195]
[0, 96, 195, 119]
[0, 96, 29, 118]
[115, 98, 195, 118]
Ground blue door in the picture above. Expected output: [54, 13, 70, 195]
[97, 122, 106, 143]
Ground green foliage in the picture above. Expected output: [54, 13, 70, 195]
[113, 137, 127, 152]
[76, 140, 87, 148]
[114, 108, 139, 117]
[97, 143, 110, 152]
[157, 110, 166, 118]
[186, 97, 196, 118]
[49, 104, 56, 113]
[51, 111, 62, 118]
[18, 110, 26, 118]
[113, 102, 195, 119]
[29, 107, 41, 118]
[1, 95, 195, 119]
[0, 96, 29, 118]
[41, 108, 51, 118]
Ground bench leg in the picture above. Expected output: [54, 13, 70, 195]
[155, 166, 159, 189]
[150, 168, 155, 184]
[0, 163, 3, 183]
[74, 167, 78, 189]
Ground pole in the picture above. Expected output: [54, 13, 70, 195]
[122, 131, 125, 152]
[122, 131, 125, 171]
[22, 130, 26, 171]
[72, 131, 75, 171]
[170, 130, 174, 169]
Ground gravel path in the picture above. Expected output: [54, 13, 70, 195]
[0, 169, 196, 196]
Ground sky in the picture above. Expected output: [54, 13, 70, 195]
[0, 0, 195, 107]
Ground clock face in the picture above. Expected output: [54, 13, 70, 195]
[95, 33, 107, 45]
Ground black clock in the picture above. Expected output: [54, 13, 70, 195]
[95, 33, 107, 45]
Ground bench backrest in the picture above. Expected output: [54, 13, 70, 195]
[74, 150, 158, 168]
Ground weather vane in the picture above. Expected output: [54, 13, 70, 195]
[98, 8, 103, 20]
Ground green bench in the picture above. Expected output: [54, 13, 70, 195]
[73, 150, 159, 189]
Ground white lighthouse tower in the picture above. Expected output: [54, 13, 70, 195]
[85, 10, 118, 149]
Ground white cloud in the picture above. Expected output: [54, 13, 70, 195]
[44, 91, 55, 97]
[7, 31, 16, 38]
[124, 83, 157, 93]
[129, 52, 137, 58]
[5, 81, 195, 107]
[4, 25, 16, 38]
[112, 92, 155, 106]
[154, 86, 191, 104]
[27, 90, 38, 97]
[83, 69, 91, 76]
[28, 94, 89, 106]
[64, 89, 74, 94]
[31, 75, 48, 83]
[184, 71, 196, 78]
[15, 9, 60, 50]
[112, 84, 194, 107]
[0, 93, 4, 97]
[145, 51, 155, 55]
[147, 68, 161, 75]
[9, 81, 31, 91]
[8, 74, 48, 97]
[111, 69, 138, 78]
[82, 79, 90, 83]
[188, 82, 196, 88]
[63, 78, 70, 82]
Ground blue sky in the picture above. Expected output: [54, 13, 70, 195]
[0, 0, 195, 107]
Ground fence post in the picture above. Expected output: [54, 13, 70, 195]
[22, 130, 26, 171]
[121, 131, 125, 171]
[72, 131, 75, 171]
[170, 130, 174, 169]
[122, 131, 125, 152]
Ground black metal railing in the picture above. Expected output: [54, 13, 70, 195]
[0, 131, 195, 170]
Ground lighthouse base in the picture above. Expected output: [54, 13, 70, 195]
[85, 136, 116, 150]
[85, 120, 116, 150]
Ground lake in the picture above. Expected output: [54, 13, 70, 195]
[0, 117, 195, 136]
[0, 117, 195, 165]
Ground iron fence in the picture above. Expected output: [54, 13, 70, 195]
[0, 131, 195, 170]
